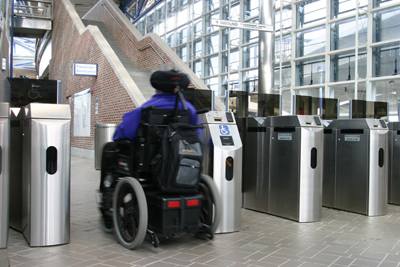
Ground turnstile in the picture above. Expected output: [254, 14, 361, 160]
[22, 103, 71, 246]
[388, 122, 400, 205]
[267, 115, 324, 222]
[201, 111, 242, 233]
[243, 115, 323, 222]
[323, 119, 388, 216]
[0, 103, 9, 249]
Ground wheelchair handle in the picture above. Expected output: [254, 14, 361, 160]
[142, 105, 156, 112]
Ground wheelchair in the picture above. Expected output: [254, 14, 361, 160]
[97, 72, 221, 250]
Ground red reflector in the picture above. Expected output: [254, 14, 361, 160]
[187, 199, 199, 206]
[168, 201, 180, 208]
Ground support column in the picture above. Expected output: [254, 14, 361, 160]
[258, 0, 275, 94]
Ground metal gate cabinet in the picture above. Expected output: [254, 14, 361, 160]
[22, 103, 71, 246]
[323, 119, 388, 216]
[242, 117, 270, 213]
[201, 111, 243, 233]
[267, 115, 324, 222]
[0, 103, 10, 248]
[388, 122, 400, 205]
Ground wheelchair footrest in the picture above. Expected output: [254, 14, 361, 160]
[145, 188, 202, 238]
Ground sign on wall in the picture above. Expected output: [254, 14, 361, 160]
[73, 63, 98, 76]
[74, 88, 91, 137]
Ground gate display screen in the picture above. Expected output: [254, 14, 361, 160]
[220, 136, 234, 146]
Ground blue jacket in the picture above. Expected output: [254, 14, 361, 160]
[113, 93, 200, 141]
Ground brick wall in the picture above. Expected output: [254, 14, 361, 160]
[50, 0, 136, 150]
[50, 0, 203, 151]
[13, 68, 36, 78]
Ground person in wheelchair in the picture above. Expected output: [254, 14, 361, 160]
[98, 66, 221, 250]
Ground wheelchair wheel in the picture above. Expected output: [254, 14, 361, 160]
[113, 177, 148, 249]
[199, 174, 221, 235]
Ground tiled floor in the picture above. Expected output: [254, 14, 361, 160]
[3, 156, 400, 266]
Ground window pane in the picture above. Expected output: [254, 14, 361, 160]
[177, 26, 187, 45]
[296, 26, 326, 57]
[275, 35, 292, 63]
[167, 32, 175, 47]
[193, 0, 202, 18]
[177, 6, 189, 27]
[193, 19, 202, 38]
[230, 2, 240, 21]
[221, 50, 239, 73]
[137, 18, 145, 35]
[167, 0, 175, 14]
[296, 57, 325, 86]
[373, 7, 400, 43]
[242, 70, 258, 92]
[167, 13, 175, 32]
[243, 0, 259, 19]
[205, 33, 219, 55]
[205, 0, 219, 12]
[205, 55, 219, 76]
[275, 63, 291, 88]
[193, 39, 202, 59]
[330, 0, 367, 20]
[243, 44, 258, 68]
[157, 20, 165, 35]
[205, 10, 219, 34]
[176, 45, 187, 62]
[374, 0, 397, 8]
[222, 28, 239, 50]
[204, 77, 219, 95]
[296, 0, 326, 29]
[193, 60, 202, 77]
[275, 7, 292, 34]
[156, 5, 164, 20]
[243, 18, 259, 43]
[373, 43, 400, 77]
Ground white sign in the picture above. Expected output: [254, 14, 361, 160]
[2, 57, 5, 71]
[74, 88, 91, 137]
[74, 63, 98, 76]
[211, 19, 273, 32]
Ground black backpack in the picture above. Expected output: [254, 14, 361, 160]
[151, 122, 203, 193]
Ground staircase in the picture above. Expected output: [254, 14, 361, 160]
[82, 20, 155, 101]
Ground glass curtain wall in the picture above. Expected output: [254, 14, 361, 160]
[134, 0, 400, 119]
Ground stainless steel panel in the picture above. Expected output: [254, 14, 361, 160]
[9, 108, 23, 231]
[388, 122, 400, 204]
[268, 126, 301, 221]
[201, 111, 242, 233]
[94, 124, 118, 170]
[322, 128, 337, 207]
[0, 103, 9, 248]
[298, 127, 323, 222]
[22, 103, 71, 246]
[368, 130, 388, 216]
[24, 103, 71, 120]
[242, 117, 269, 213]
[336, 129, 369, 214]
[258, 0, 275, 94]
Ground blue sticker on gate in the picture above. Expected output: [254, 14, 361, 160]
[219, 125, 230, 135]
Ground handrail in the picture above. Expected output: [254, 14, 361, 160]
[101, 3, 166, 64]
[14, 0, 52, 20]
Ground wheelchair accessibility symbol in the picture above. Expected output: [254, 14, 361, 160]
[219, 125, 230, 135]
